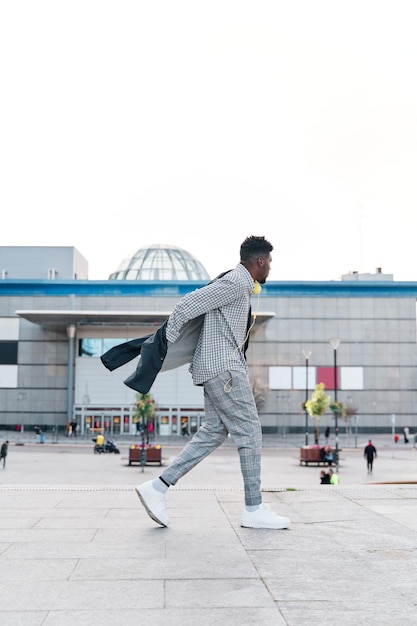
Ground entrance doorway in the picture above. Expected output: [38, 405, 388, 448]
[155, 408, 205, 436]
[73, 405, 204, 437]
[75, 406, 132, 436]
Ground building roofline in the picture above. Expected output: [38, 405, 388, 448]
[2, 279, 417, 298]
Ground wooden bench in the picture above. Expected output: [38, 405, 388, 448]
[300, 446, 330, 466]
[128, 445, 162, 466]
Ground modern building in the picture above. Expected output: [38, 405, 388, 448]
[1, 245, 416, 439]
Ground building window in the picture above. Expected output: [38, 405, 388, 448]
[0, 341, 18, 364]
[0, 365, 18, 388]
[78, 338, 125, 357]
[268, 367, 292, 389]
[79, 338, 102, 357]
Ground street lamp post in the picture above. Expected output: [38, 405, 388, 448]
[277, 394, 290, 439]
[18, 391, 27, 438]
[140, 412, 147, 473]
[330, 339, 341, 472]
[302, 350, 312, 446]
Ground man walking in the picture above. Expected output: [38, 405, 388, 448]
[364, 439, 377, 474]
[0, 440, 9, 468]
[135, 236, 290, 530]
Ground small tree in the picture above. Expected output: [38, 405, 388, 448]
[305, 383, 331, 444]
[133, 392, 156, 437]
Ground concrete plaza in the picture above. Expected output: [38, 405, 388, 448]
[0, 433, 416, 625]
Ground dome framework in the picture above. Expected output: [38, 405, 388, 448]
[109, 244, 210, 281]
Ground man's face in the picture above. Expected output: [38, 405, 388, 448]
[257, 254, 272, 284]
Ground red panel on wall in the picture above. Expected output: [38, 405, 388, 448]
[316, 367, 339, 391]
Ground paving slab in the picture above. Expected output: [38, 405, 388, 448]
[0, 441, 416, 625]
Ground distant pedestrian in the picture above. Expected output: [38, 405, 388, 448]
[0, 440, 9, 468]
[325, 426, 330, 444]
[147, 421, 155, 441]
[320, 470, 330, 484]
[328, 468, 339, 485]
[364, 439, 377, 473]
[321, 445, 334, 466]
[404, 426, 410, 444]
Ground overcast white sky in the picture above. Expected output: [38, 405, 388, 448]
[1, 1, 417, 281]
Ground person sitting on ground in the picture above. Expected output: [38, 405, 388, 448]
[320, 470, 330, 484]
[328, 468, 339, 485]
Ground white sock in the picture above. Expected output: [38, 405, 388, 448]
[246, 504, 260, 512]
[152, 478, 169, 494]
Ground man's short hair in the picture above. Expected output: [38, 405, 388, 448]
[240, 236, 273, 262]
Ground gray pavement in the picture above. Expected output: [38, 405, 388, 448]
[0, 434, 417, 625]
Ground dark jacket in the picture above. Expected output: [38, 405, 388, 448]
[101, 314, 207, 393]
[364, 444, 377, 460]
[101, 322, 169, 394]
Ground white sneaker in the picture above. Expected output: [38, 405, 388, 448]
[135, 481, 170, 527]
[241, 504, 290, 529]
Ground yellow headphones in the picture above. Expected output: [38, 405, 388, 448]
[252, 281, 262, 295]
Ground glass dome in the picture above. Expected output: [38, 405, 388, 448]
[109, 244, 210, 281]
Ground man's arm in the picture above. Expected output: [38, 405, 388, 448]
[167, 277, 245, 343]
